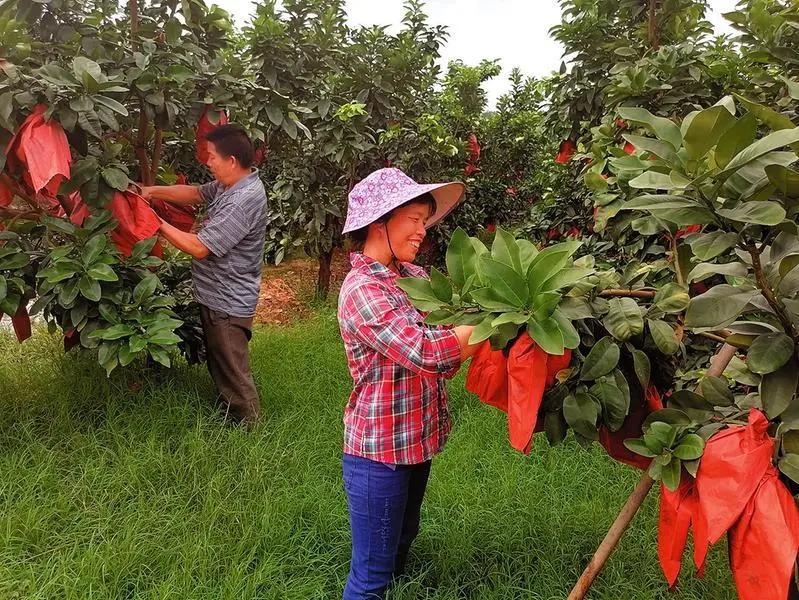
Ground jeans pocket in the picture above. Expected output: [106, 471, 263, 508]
[343, 455, 357, 492]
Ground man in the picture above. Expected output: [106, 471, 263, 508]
[141, 124, 267, 424]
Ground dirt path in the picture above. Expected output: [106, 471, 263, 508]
[254, 250, 350, 325]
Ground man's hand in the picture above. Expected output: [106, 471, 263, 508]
[139, 186, 155, 201]
[134, 184, 203, 206]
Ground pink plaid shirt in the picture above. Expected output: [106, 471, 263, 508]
[337, 253, 462, 465]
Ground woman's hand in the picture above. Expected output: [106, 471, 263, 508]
[453, 325, 481, 361]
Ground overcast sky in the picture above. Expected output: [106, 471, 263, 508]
[214, 0, 740, 107]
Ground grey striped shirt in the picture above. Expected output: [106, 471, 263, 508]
[192, 169, 268, 318]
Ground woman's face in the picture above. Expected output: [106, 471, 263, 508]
[383, 201, 432, 262]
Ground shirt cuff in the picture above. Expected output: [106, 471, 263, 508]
[426, 327, 461, 379]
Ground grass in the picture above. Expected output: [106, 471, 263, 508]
[0, 311, 736, 599]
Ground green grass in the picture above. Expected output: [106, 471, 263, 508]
[0, 312, 735, 599]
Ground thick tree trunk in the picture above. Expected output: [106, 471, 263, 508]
[315, 248, 333, 301]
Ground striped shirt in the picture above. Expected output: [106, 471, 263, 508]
[337, 252, 462, 465]
[192, 169, 268, 317]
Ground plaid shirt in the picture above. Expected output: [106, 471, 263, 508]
[337, 253, 462, 465]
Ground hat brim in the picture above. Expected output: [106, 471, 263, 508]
[341, 179, 466, 234]
[426, 181, 466, 229]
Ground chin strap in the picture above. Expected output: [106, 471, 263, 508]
[384, 217, 401, 274]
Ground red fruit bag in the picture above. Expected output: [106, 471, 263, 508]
[5, 104, 71, 195]
[729, 466, 799, 600]
[195, 105, 228, 164]
[108, 191, 161, 257]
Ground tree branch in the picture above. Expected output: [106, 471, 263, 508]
[748, 244, 796, 339]
[599, 289, 656, 299]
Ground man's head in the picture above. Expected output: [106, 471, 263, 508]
[204, 124, 254, 185]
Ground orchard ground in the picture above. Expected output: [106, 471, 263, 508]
[0, 257, 737, 599]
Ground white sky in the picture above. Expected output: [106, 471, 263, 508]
[215, 0, 740, 107]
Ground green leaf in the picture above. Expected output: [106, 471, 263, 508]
[661, 457, 682, 491]
[165, 17, 182, 44]
[747, 332, 795, 374]
[654, 283, 690, 314]
[687, 262, 748, 283]
[673, 434, 705, 460]
[93, 324, 134, 340]
[429, 267, 452, 303]
[716, 201, 786, 226]
[468, 313, 498, 345]
[760, 359, 799, 418]
[93, 95, 128, 116]
[479, 255, 528, 308]
[79, 274, 101, 302]
[539, 268, 593, 293]
[133, 275, 158, 305]
[623, 438, 657, 458]
[603, 297, 644, 341]
[492, 312, 529, 327]
[617, 107, 682, 151]
[580, 336, 620, 381]
[491, 227, 522, 273]
[445, 228, 476, 291]
[621, 194, 704, 211]
[266, 104, 283, 127]
[0, 275, 6, 303]
[684, 285, 758, 330]
[766, 165, 799, 197]
[101, 167, 129, 191]
[719, 127, 799, 179]
[82, 234, 106, 265]
[148, 346, 171, 368]
[517, 240, 538, 272]
[552, 309, 580, 350]
[632, 348, 650, 388]
[527, 241, 581, 298]
[87, 263, 118, 282]
[683, 105, 736, 160]
[734, 95, 796, 133]
[628, 171, 675, 190]
[689, 231, 739, 261]
[72, 57, 102, 86]
[470, 288, 521, 312]
[590, 379, 627, 431]
[714, 113, 758, 169]
[622, 134, 678, 164]
[700, 376, 735, 407]
[527, 316, 565, 355]
[649, 319, 680, 355]
[563, 393, 599, 440]
[778, 454, 799, 485]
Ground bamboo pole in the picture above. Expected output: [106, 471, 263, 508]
[567, 342, 739, 599]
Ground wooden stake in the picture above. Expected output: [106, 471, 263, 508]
[567, 343, 738, 599]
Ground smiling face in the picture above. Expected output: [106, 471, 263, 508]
[381, 199, 434, 263]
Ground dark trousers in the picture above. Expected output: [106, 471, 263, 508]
[199, 305, 261, 423]
[342, 453, 432, 600]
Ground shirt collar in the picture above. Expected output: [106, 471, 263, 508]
[222, 168, 260, 194]
[349, 252, 417, 280]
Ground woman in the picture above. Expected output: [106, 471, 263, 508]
[337, 168, 480, 599]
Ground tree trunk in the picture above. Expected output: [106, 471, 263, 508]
[315, 248, 333, 301]
[648, 0, 660, 50]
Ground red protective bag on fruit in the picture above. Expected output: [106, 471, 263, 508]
[599, 386, 664, 470]
[555, 139, 576, 164]
[151, 199, 197, 233]
[195, 105, 228, 164]
[695, 409, 773, 553]
[729, 466, 799, 600]
[108, 191, 162, 257]
[466, 341, 509, 412]
[658, 476, 699, 587]
[6, 304, 32, 342]
[5, 104, 71, 195]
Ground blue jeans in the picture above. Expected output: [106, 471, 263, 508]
[342, 453, 432, 600]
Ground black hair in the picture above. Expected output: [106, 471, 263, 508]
[204, 124, 254, 168]
[348, 192, 437, 249]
